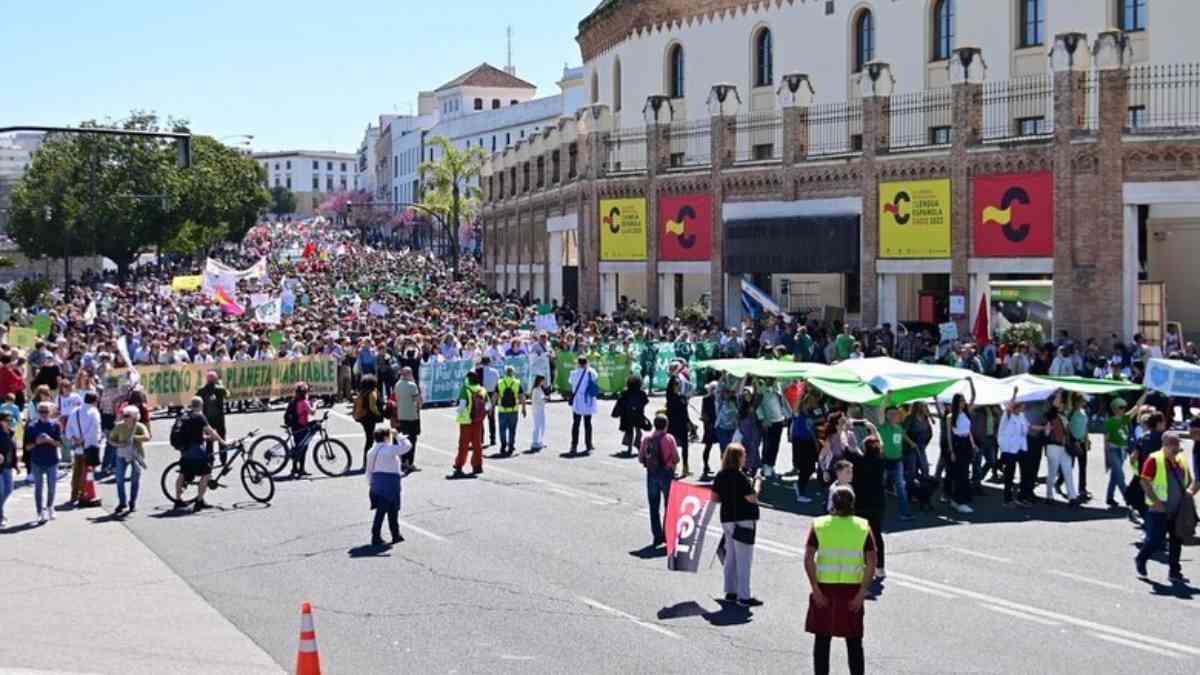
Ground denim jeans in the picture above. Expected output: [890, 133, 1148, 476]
[885, 459, 910, 516]
[498, 411, 518, 450]
[114, 456, 141, 508]
[31, 463, 57, 514]
[646, 469, 673, 543]
[1105, 445, 1127, 504]
[1136, 510, 1182, 574]
[0, 467, 13, 521]
[715, 428, 735, 452]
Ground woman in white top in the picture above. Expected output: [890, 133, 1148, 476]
[530, 375, 548, 452]
[997, 388, 1030, 508]
[947, 389, 977, 514]
[365, 428, 411, 546]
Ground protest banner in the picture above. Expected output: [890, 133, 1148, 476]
[269, 330, 285, 350]
[108, 355, 337, 408]
[1145, 358, 1200, 398]
[255, 297, 282, 325]
[664, 481, 717, 573]
[171, 275, 203, 292]
[6, 326, 37, 350]
[553, 351, 631, 395]
[420, 359, 475, 404]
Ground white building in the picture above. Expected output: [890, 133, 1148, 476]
[357, 125, 379, 194]
[252, 150, 361, 216]
[0, 132, 44, 231]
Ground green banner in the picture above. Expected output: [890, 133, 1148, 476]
[107, 356, 337, 408]
[554, 351, 631, 396]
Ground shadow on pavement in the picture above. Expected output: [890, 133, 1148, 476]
[1139, 577, 1200, 598]
[348, 543, 391, 558]
[629, 545, 667, 559]
[609, 451, 637, 460]
[0, 521, 41, 534]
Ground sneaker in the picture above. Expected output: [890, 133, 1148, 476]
[113, 505, 126, 516]
[128, 504, 137, 513]
[956, 504, 974, 514]
[449, 468, 466, 479]
[796, 494, 813, 504]
[47, 507, 55, 521]
[37, 510, 47, 524]
[193, 500, 210, 512]
[899, 513, 915, 521]
[0, 516, 7, 528]
[392, 534, 406, 544]
[737, 597, 764, 607]
[1135, 557, 1148, 578]
[1106, 499, 1121, 509]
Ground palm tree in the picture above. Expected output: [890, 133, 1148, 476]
[418, 136, 487, 276]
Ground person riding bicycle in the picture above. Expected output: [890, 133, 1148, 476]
[172, 396, 225, 512]
[284, 383, 316, 478]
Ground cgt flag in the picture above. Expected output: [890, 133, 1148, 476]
[664, 481, 717, 573]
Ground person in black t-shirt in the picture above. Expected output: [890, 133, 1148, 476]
[174, 397, 225, 512]
[712, 444, 763, 607]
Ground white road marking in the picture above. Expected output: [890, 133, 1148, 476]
[397, 520, 448, 543]
[979, 604, 1062, 627]
[1089, 633, 1184, 659]
[890, 579, 959, 599]
[1048, 570, 1132, 593]
[889, 572, 1200, 658]
[578, 596, 681, 640]
[944, 547, 1012, 564]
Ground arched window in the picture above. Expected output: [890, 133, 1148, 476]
[854, 10, 875, 72]
[613, 59, 623, 111]
[1119, 0, 1147, 32]
[932, 0, 954, 61]
[590, 71, 599, 104]
[492, 99, 501, 109]
[754, 28, 774, 87]
[668, 44, 685, 99]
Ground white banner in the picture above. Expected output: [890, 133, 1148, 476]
[255, 297, 282, 325]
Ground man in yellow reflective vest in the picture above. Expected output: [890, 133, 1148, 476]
[1135, 433, 1198, 582]
[451, 371, 488, 479]
[495, 366, 526, 457]
[804, 485, 876, 675]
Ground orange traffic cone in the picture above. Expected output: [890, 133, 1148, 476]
[295, 602, 322, 675]
[80, 472, 101, 507]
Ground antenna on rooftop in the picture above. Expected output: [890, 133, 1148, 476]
[505, 25, 515, 76]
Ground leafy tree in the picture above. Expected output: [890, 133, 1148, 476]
[10, 278, 49, 309]
[270, 186, 297, 216]
[418, 136, 486, 276]
[164, 219, 231, 258]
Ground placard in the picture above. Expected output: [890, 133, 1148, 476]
[974, 172, 1054, 257]
[599, 198, 648, 261]
[879, 179, 951, 258]
[659, 194, 713, 261]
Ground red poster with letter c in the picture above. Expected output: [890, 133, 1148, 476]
[973, 172, 1054, 257]
[659, 193, 713, 261]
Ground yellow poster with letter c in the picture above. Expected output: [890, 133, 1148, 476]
[878, 179, 951, 258]
[599, 198, 648, 261]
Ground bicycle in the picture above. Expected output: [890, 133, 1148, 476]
[160, 430, 275, 506]
[249, 410, 353, 477]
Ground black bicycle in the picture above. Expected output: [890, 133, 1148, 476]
[249, 410, 353, 477]
[160, 430, 275, 506]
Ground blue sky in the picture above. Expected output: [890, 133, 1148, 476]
[1, 0, 596, 152]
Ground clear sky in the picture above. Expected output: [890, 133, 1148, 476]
[2, 0, 597, 152]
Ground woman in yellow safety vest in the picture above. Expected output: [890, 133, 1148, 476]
[804, 485, 877, 675]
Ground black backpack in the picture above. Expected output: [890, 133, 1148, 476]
[644, 434, 662, 473]
[169, 414, 189, 451]
[500, 381, 517, 409]
[284, 399, 300, 429]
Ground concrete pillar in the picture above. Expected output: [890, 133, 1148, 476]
[659, 273, 676, 318]
[548, 230, 564, 303]
[950, 47, 987, 336]
[1050, 31, 1091, 338]
[644, 95, 673, 319]
[859, 61, 894, 327]
[877, 274, 899, 329]
[1123, 204, 1139, 340]
[1098, 30, 1135, 339]
[577, 104, 613, 316]
[707, 84, 740, 325]
[778, 73, 814, 165]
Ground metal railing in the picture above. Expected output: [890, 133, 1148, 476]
[603, 128, 647, 174]
[982, 74, 1055, 141]
[669, 119, 712, 168]
[733, 111, 783, 162]
[808, 100, 863, 157]
[888, 87, 953, 150]
[1127, 63, 1200, 133]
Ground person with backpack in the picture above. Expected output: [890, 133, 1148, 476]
[196, 371, 228, 467]
[639, 415, 679, 548]
[284, 383, 315, 478]
[354, 374, 383, 469]
[568, 356, 599, 455]
[171, 396, 225, 512]
[495, 365, 526, 457]
[451, 371, 488, 478]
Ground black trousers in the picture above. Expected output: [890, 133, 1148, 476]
[361, 421, 377, 466]
[1001, 453, 1020, 502]
[951, 437, 974, 505]
[793, 438, 818, 495]
[762, 421, 785, 468]
[371, 506, 400, 542]
[1019, 437, 1043, 501]
[814, 634, 864, 675]
[571, 414, 593, 451]
[861, 509, 884, 570]
[487, 405, 497, 445]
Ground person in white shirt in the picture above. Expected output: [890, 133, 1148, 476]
[997, 389, 1031, 508]
[568, 356, 599, 454]
[65, 392, 103, 505]
[56, 379, 84, 466]
[530, 375, 548, 452]
[365, 428, 410, 547]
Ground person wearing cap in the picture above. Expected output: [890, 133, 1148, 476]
[107, 405, 149, 515]
[1104, 391, 1148, 510]
[1135, 432, 1198, 581]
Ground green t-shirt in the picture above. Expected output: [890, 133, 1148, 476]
[835, 334, 854, 360]
[1105, 411, 1133, 447]
[880, 423, 905, 460]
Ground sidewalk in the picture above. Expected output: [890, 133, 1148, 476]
[0, 474, 283, 675]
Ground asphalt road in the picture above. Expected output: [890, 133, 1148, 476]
[113, 397, 1200, 674]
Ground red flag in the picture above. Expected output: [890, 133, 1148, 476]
[302, 242, 317, 258]
[664, 481, 717, 573]
[973, 293, 990, 346]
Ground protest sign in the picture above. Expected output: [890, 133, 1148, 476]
[255, 297, 282, 325]
[420, 359, 475, 404]
[269, 330, 285, 350]
[171, 275, 202, 292]
[664, 481, 717, 573]
[32, 313, 52, 337]
[6, 326, 37, 350]
[1145, 358, 1200, 398]
[108, 355, 337, 408]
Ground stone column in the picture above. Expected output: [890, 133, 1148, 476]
[858, 61, 895, 327]
[644, 95, 673, 319]
[1050, 31, 1092, 338]
[707, 84, 741, 325]
[950, 47, 986, 335]
[1096, 30, 1135, 339]
[576, 105, 613, 316]
[778, 73, 814, 165]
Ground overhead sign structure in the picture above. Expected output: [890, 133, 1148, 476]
[878, 179, 951, 258]
[659, 193, 713, 262]
[974, 172, 1055, 257]
[599, 198, 648, 261]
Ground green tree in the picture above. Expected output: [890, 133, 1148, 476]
[164, 219, 231, 258]
[418, 135, 486, 276]
[270, 186, 297, 217]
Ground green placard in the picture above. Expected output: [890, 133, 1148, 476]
[32, 313, 51, 337]
[269, 330, 285, 349]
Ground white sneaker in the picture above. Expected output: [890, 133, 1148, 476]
[47, 507, 56, 521]
[956, 504, 974, 514]
[876, 568, 887, 579]
[762, 465, 775, 478]
[37, 510, 47, 524]
[0, 516, 7, 528]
